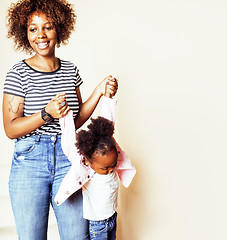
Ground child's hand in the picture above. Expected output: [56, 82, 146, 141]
[104, 76, 118, 98]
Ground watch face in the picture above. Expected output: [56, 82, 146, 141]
[41, 108, 53, 122]
[43, 114, 51, 122]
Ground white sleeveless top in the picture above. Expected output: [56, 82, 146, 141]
[82, 171, 119, 221]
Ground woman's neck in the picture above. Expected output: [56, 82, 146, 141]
[25, 55, 59, 72]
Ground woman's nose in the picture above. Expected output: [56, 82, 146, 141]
[38, 30, 46, 39]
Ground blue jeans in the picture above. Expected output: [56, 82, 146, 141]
[9, 135, 89, 240]
[89, 212, 117, 240]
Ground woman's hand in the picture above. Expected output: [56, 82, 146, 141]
[45, 92, 70, 118]
[97, 75, 118, 98]
[74, 76, 118, 129]
[104, 76, 118, 98]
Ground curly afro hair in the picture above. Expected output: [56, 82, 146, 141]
[76, 117, 116, 163]
[6, 0, 76, 54]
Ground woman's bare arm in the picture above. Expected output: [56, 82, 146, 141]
[3, 93, 70, 139]
[74, 76, 118, 129]
[3, 94, 45, 139]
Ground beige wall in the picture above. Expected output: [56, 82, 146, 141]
[1, 0, 227, 239]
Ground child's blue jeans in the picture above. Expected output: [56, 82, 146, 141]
[89, 212, 117, 240]
[9, 135, 89, 240]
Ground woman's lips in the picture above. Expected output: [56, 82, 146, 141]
[37, 41, 49, 49]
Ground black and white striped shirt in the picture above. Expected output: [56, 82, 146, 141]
[3, 59, 82, 138]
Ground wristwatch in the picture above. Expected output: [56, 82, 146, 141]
[41, 108, 53, 123]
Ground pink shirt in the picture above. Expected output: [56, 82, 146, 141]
[54, 97, 136, 206]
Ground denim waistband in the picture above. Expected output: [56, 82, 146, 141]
[15, 134, 61, 143]
[90, 212, 117, 224]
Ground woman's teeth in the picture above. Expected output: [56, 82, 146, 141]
[37, 42, 48, 49]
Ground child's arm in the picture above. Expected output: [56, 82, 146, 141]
[55, 111, 95, 206]
[99, 97, 117, 123]
[98, 78, 118, 123]
[59, 110, 76, 159]
[102, 82, 136, 187]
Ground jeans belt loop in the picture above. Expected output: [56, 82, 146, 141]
[36, 135, 41, 143]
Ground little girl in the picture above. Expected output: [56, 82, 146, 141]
[55, 95, 136, 239]
[76, 116, 120, 239]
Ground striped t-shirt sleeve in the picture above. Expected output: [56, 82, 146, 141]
[75, 66, 83, 88]
[4, 68, 25, 98]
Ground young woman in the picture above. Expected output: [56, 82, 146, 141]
[2, 0, 118, 239]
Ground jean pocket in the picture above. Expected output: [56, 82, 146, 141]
[108, 212, 117, 232]
[90, 221, 108, 235]
[14, 139, 36, 155]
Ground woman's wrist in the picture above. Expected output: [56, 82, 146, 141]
[93, 85, 104, 99]
[41, 107, 54, 123]
[104, 91, 112, 98]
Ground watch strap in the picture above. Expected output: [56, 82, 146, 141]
[41, 108, 53, 122]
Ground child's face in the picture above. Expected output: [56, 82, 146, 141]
[86, 148, 118, 175]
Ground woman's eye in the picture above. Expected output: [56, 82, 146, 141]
[29, 28, 36, 32]
[45, 26, 53, 31]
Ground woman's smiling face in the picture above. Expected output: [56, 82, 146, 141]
[27, 11, 57, 57]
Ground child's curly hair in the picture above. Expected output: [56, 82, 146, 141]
[6, 0, 76, 54]
[76, 117, 116, 163]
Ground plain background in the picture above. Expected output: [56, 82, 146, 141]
[1, 0, 227, 239]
